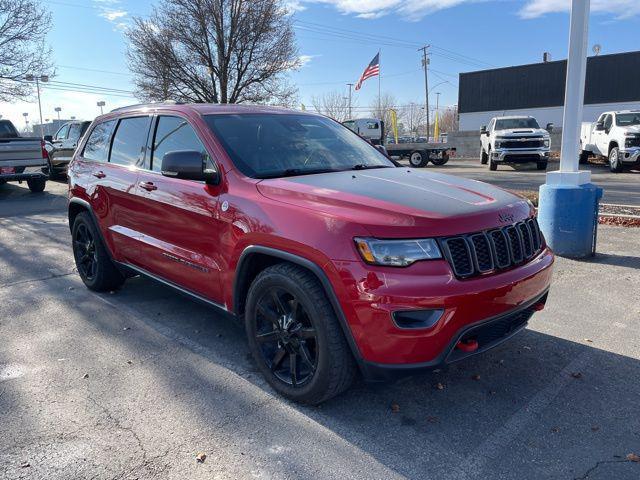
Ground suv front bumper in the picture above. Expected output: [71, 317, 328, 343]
[330, 247, 554, 380]
[492, 148, 550, 163]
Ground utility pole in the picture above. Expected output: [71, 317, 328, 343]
[435, 92, 441, 142]
[419, 45, 430, 141]
[25, 74, 49, 138]
[346, 83, 354, 119]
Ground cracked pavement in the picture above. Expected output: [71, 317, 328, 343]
[1, 180, 639, 479]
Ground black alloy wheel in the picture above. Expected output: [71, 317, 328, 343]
[255, 286, 318, 387]
[74, 222, 98, 281]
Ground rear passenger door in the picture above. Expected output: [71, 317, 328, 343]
[130, 114, 224, 303]
[80, 116, 151, 263]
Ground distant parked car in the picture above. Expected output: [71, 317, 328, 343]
[480, 116, 552, 171]
[45, 120, 91, 175]
[0, 119, 49, 192]
[580, 110, 640, 172]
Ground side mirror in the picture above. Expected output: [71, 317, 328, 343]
[546, 123, 554, 133]
[595, 121, 605, 131]
[44, 135, 53, 142]
[480, 126, 487, 135]
[161, 150, 219, 185]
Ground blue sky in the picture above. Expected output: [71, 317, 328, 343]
[2, 0, 639, 129]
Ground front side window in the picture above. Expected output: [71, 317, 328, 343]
[110, 116, 151, 166]
[495, 118, 540, 130]
[604, 115, 613, 130]
[55, 124, 70, 141]
[204, 114, 394, 179]
[151, 116, 207, 172]
[83, 120, 116, 162]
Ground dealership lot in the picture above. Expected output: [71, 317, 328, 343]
[406, 158, 640, 206]
[1, 180, 639, 480]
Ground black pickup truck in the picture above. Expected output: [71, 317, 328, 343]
[0, 120, 49, 192]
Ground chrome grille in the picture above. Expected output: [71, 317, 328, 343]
[441, 218, 544, 279]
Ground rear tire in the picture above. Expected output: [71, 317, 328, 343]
[409, 150, 428, 168]
[245, 263, 357, 404]
[609, 146, 623, 173]
[72, 212, 125, 292]
[27, 178, 46, 193]
[430, 152, 449, 166]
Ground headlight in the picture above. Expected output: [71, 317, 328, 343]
[354, 237, 442, 267]
[543, 138, 550, 148]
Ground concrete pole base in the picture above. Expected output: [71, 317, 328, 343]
[537, 183, 603, 258]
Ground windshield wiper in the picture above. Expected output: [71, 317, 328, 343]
[257, 167, 339, 179]
[349, 164, 392, 170]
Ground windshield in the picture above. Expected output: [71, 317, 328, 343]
[0, 120, 19, 139]
[615, 113, 640, 127]
[204, 114, 395, 179]
[495, 118, 540, 130]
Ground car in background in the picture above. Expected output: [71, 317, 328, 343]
[0, 119, 49, 192]
[342, 118, 384, 145]
[480, 116, 552, 171]
[45, 120, 91, 176]
[68, 103, 553, 404]
[580, 110, 640, 172]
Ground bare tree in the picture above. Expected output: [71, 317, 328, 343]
[126, 0, 300, 105]
[310, 90, 352, 122]
[369, 92, 396, 130]
[439, 105, 459, 133]
[401, 103, 426, 137]
[0, 0, 52, 101]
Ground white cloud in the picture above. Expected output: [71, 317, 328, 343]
[299, 54, 320, 67]
[301, 0, 640, 21]
[520, 0, 640, 19]
[100, 10, 127, 21]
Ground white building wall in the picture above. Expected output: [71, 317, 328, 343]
[459, 101, 640, 131]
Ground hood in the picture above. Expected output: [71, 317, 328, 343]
[622, 125, 640, 134]
[495, 128, 549, 137]
[257, 168, 532, 238]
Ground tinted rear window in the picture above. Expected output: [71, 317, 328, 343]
[110, 116, 151, 166]
[83, 120, 116, 162]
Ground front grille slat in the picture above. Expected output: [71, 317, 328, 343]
[443, 218, 543, 279]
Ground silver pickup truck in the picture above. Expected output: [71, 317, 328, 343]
[0, 120, 49, 192]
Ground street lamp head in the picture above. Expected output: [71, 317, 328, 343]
[23, 112, 29, 117]
[97, 101, 106, 107]
[55, 107, 62, 112]
[40, 75, 49, 82]
[25, 74, 34, 81]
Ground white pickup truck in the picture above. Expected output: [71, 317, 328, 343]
[0, 120, 50, 192]
[580, 111, 640, 172]
[480, 116, 552, 171]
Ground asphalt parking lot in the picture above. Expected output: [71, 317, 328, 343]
[406, 158, 640, 206]
[1, 180, 639, 480]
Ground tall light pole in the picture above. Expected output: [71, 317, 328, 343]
[538, 0, 602, 258]
[25, 74, 49, 138]
[55, 107, 62, 121]
[419, 45, 430, 141]
[97, 101, 106, 115]
[346, 83, 354, 119]
[22, 112, 29, 128]
[435, 92, 441, 142]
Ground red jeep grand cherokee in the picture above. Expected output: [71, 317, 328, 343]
[68, 103, 553, 404]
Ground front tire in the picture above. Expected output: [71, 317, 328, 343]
[72, 212, 125, 291]
[480, 147, 488, 165]
[245, 263, 357, 404]
[488, 148, 497, 171]
[609, 146, 623, 173]
[537, 161, 548, 170]
[409, 150, 428, 168]
[27, 177, 46, 193]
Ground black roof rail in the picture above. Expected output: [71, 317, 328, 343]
[110, 100, 184, 113]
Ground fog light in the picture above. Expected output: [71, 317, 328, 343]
[392, 309, 444, 329]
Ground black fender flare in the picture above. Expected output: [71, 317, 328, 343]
[233, 246, 365, 369]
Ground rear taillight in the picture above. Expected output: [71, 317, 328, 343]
[41, 140, 49, 160]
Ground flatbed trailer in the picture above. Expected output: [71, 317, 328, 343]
[385, 143, 456, 168]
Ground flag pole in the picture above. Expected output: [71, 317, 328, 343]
[378, 49, 381, 117]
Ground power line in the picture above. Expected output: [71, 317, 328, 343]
[58, 65, 132, 77]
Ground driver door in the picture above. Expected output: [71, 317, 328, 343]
[594, 114, 610, 156]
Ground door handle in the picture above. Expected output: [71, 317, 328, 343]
[139, 181, 157, 191]
[93, 171, 106, 179]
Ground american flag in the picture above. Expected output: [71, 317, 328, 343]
[355, 53, 380, 91]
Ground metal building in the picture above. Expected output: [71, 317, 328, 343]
[458, 50, 640, 131]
